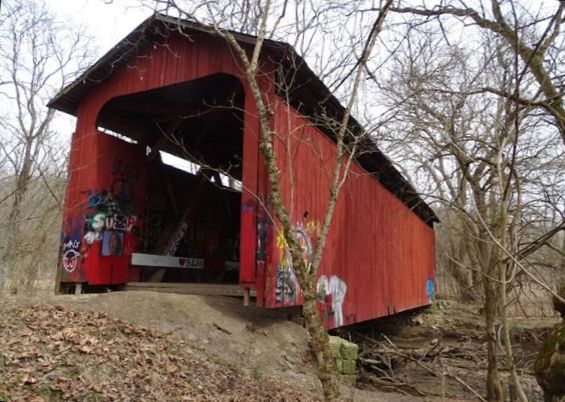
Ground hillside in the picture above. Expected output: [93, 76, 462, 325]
[0, 292, 558, 401]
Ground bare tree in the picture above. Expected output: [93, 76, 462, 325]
[390, 0, 565, 146]
[375, 11, 565, 401]
[0, 0, 90, 293]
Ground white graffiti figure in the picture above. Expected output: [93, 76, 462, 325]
[84, 231, 102, 245]
[317, 275, 347, 327]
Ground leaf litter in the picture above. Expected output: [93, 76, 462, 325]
[0, 305, 319, 401]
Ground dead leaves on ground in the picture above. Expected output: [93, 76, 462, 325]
[0, 305, 318, 401]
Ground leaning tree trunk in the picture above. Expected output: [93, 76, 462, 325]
[301, 284, 340, 401]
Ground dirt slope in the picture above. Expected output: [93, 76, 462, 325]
[1, 292, 556, 401]
[0, 303, 320, 401]
[1, 292, 411, 401]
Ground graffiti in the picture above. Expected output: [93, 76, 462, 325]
[82, 179, 138, 252]
[275, 265, 298, 304]
[317, 275, 347, 327]
[295, 224, 313, 268]
[62, 239, 81, 273]
[84, 231, 102, 245]
[178, 257, 204, 269]
[256, 220, 268, 262]
[87, 190, 111, 210]
[166, 221, 188, 256]
[111, 178, 134, 208]
[276, 221, 317, 270]
[426, 278, 435, 302]
[90, 212, 106, 232]
[105, 214, 136, 232]
[62, 239, 80, 250]
[85, 179, 134, 215]
[111, 160, 138, 182]
[101, 231, 124, 256]
[241, 200, 255, 214]
[60, 215, 85, 278]
[274, 220, 319, 305]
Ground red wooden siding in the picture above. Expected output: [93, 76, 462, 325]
[59, 31, 266, 288]
[57, 26, 435, 329]
[268, 98, 436, 327]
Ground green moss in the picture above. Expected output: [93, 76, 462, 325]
[328, 336, 343, 359]
[334, 359, 343, 373]
[340, 340, 359, 361]
[342, 359, 357, 375]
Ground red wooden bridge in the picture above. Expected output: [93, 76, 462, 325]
[49, 14, 438, 329]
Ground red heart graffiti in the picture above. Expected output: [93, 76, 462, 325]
[178, 258, 185, 267]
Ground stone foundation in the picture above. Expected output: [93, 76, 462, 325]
[329, 336, 358, 384]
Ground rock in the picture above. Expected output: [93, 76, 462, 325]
[335, 359, 342, 372]
[328, 336, 359, 377]
[340, 339, 359, 361]
[342, 359, 357, 375]
[328, 336, 342, 359]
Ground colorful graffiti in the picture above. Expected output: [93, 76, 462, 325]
[78, 160, 140, 260]
[316, 275, 347, 327]
[60, 214, 85, 279]
[101, 231, 124, 256]
[274, 220, 319, 305]
[61, 238, 81, 273]
[426, 278, 435, 303]
[256, 202, 271, 263]
[275, 265, 298, 304]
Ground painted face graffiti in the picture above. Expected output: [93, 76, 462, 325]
[62, 240, 82, 273]
[62, 249, 81, 272]
[91, 213, 106, 232]
[101, 231, 124, 256]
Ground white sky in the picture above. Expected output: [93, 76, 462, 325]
[45, 0, 152, 55]
[43, 0, 239, 180]
[43, 0, 152, 138]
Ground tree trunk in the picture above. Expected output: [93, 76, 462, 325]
[302, 291, 340, 401]
[484, 278, 504, 402]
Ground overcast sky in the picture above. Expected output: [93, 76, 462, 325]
[41, 0, 153, 138]
[45, 0, 152, 56]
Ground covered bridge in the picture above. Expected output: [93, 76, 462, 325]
[49, 14, 438, 329]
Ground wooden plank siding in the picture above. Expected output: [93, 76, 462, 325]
[268, 98, 436, 327]
[56, 25, 436, 329]
[60, 31, 264, 286]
